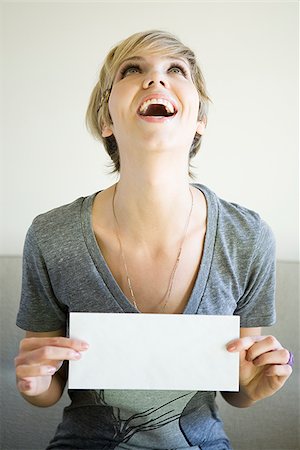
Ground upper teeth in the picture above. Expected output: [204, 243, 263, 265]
[139, 98, 175, 114]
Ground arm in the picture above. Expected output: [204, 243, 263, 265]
[221, 327, 292, 408]
[15, 329, 89, 408]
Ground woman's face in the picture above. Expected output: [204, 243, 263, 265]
[102, 53, 204, 157]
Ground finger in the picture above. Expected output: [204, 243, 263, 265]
[265, 364, 293, 377]
[17, 377, 46, 396]
[252, 348, 290, 367]
[17, 378, 34, 393]
[227, 335, 281, 358]
[227, 335, 266, 352]
[15, 346, 82, 367]
[16, 364, 57, 378]
[19, 337, 89, 352]
[245, 336, 282, 362]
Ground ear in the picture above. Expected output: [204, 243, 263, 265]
[101, 124, 113, 138]
[196, 117, 206, 136]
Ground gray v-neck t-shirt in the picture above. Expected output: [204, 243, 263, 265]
[17, 183, 276, 450]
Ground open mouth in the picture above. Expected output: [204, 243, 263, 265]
[138, 98, 177, 118]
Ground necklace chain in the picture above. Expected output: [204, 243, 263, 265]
[112, 184, 194, 312]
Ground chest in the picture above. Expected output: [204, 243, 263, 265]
[94, 227, 206, 314]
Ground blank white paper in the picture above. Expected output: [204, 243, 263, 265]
[69, 313, 240, 391]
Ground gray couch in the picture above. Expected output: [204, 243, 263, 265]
[1, 257, 299, 450]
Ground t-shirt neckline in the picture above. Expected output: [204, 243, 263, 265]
[81, 183, 219, 314]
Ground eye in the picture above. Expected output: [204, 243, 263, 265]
[120, 64, 141, 78]
[168, 63, 188, 77]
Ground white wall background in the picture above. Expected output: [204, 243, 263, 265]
[1, 1, 298, 260]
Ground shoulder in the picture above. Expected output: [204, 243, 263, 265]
[219, 196, 273, 241]
[195, 183, 275, 256]
[24, 194, 96, 256]
[32, 196, 86, 230]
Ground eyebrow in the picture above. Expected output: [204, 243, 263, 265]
[119, 56, 189, 66]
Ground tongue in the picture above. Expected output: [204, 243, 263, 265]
[143, 104, 173, 117]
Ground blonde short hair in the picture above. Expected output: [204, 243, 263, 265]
[86, 30, 211, 176]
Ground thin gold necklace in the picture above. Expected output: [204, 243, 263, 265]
[112, 184, 194, 312]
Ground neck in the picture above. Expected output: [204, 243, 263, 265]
[113, 159, 194, 248]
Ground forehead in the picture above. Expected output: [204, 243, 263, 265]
[115, 38, 190, 61]
[118, 54, 190, 67]
[107, 42, 194, 85]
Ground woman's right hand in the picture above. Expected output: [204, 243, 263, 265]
[15, 334, 89, 397]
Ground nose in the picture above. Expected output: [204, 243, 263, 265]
[142, 71, 169, 89]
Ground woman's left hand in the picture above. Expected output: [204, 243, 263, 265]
[227, 335, 293, 402]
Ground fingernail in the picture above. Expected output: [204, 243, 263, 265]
[81, 342, 89, 350]
[21, 381, 31, 391]
[73, 351, 81, 359]
[227, 344, 236, 351]
[47, 367, 56, 374]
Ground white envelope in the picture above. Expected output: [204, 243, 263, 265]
[69, 313, 240, 391]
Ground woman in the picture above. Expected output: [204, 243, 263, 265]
[15, 30, 293, 450]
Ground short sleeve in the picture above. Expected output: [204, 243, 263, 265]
[16, 223, 67, 332]
[234, 219, 276, 327]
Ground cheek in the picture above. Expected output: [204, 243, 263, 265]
[107, 84, 121, 115]
[108, 89, 131, 123]
[107, 95, 116, 121]
[180, 84, 200, 114]
[190, 87, 201, 110]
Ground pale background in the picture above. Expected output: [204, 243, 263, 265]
[1, 1, 299, 260]
[1, 3, 299, 449]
